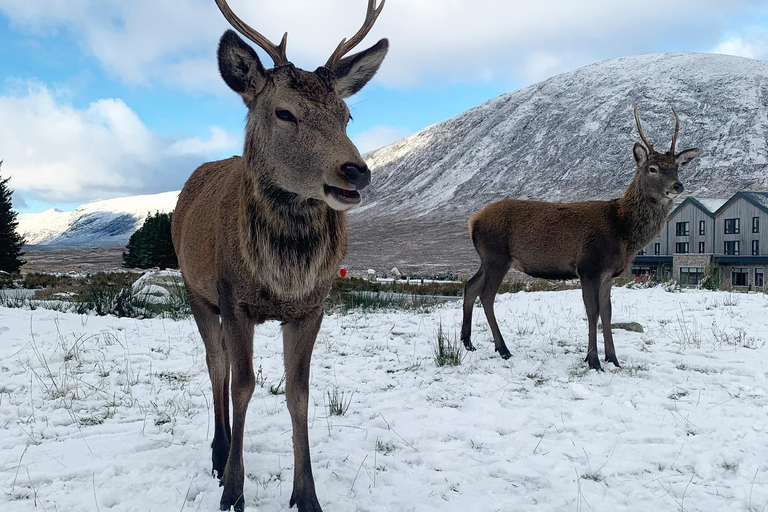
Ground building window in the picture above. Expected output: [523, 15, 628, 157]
[654, 243, 660, 255]
[756, 268, 765, 287]
[676, 221, 690, 236]
[632, 265, 656, 279]
[753, 240, 760, 255]
[753, 217, 760, 233]
[699, 242, 705, 253]
[724, 241, 740, 255]
[725, 218, 740, 234]
[699, 220, 706, 235]
[680, 267, 705, 285]
[637, 249, 646, 256]
[732, 267, 749, 286]
[675, 242, 689, 254]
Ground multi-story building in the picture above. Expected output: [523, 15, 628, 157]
[632, 191, 768, 289]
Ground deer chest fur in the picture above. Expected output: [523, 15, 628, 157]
[238, 183, 347, 302]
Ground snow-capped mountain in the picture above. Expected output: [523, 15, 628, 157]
[18, 52, 768, 263]
[342, 52, 768, 271]
[18, 191, 178, 247]
[357, 52, 768, 220]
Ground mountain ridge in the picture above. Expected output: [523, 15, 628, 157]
[18, 52, 768, 273]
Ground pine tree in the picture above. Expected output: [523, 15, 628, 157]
[0, 161, 26, 274]
[123, 211, 178, 269]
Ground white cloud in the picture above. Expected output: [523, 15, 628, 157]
[711, 30, 768, 60]
[167, 127, 239, 157]
[0, 82, 239, 204]
[521, 53, 563, 84]
[0, 0, 763, 92]
[353, 125, 411, 154]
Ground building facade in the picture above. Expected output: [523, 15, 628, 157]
[631, 192, 768, 289]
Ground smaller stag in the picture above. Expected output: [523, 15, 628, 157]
[461, 107, 699, 370]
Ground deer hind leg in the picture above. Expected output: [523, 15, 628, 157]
[217, 281, 255, 512]
[599, 278, 620, 367]
[461, 267, 485, 351]
[580, 276, 603, 371]
[478, 260, 512, 359]
[283, 311, 324, 512]
[188, 290, 231, 479]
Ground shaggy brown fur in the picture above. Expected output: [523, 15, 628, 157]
[172, 2, 388, 510]
[461, 108, 699, 371]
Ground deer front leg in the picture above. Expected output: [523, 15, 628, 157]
[218, 282, 255, 512]
[580, 276, 603, 371]
[599, 278, 620, 367]
[188, 289, 231, 479]
[283, 311, 324, 512]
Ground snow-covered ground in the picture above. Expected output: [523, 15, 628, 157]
[1, 286, 767, 512]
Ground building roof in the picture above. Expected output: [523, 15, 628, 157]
[670, 192, 768, 218]
[740, 191, 768, 211]
[713, 191, 768, 216]
[670, 196, 728, 218]
[694, 197, 729, 213]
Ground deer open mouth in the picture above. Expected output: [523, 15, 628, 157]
[325, 185, 361, 205]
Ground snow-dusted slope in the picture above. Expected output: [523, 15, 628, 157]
[18, 191, 179, 247]
[19, 52, 768, 257]
[357, 52, 768, 219]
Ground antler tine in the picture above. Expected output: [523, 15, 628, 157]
[215, 0, 289, 67]
[669, 107, 680, 155]
[633, 105, 654, 153]
[325, 0, 385, 70]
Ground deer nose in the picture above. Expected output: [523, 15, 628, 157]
[342, 164, 371, 190]
[673, 182, 684, 194]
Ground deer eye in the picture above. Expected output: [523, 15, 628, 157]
[275, 109, 297, 122]
[648, 165, 659, 174]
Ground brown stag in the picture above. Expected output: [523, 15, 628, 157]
[460, 106, 699, 371]
[171, 1, 388, 510]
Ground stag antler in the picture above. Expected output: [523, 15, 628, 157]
[669, 107, 680, 155]
[634, 105, 654, 154]
[325, 0, 385, 71]
[215, 0, 289, 67]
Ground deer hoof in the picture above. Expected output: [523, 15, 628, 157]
[289, 492, 324, 512]
[605, 355, 621, 368]
[462, 338, 476, 351]
[219, 481, 244, 511]
[495, 345, 512, 359]
[219, 495, 244, 512]
[585, 355, 603, 371]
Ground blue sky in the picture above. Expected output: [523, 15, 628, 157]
[1, 0, 767, 213]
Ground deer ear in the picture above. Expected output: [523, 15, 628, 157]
[218, 30, 267, 99]
[333, 39, 388, 99]
[676, 148, 700, 167]
[633, 143, 648, 167]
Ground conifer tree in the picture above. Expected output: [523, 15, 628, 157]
[123, 211, 178, 269]
[0, 161, 26, 273]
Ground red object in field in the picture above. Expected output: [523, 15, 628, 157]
[339, 267, 347, 278]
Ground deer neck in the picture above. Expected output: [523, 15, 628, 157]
[618, 172, 673, 253]
[237, 161, 347, 300]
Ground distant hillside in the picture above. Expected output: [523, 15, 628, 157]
[18, 52, 768, 274]
[18, 191, 178, 247]
[347, 52, 768, 273]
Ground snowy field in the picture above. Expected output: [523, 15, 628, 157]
[1, 286, 768, 512]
